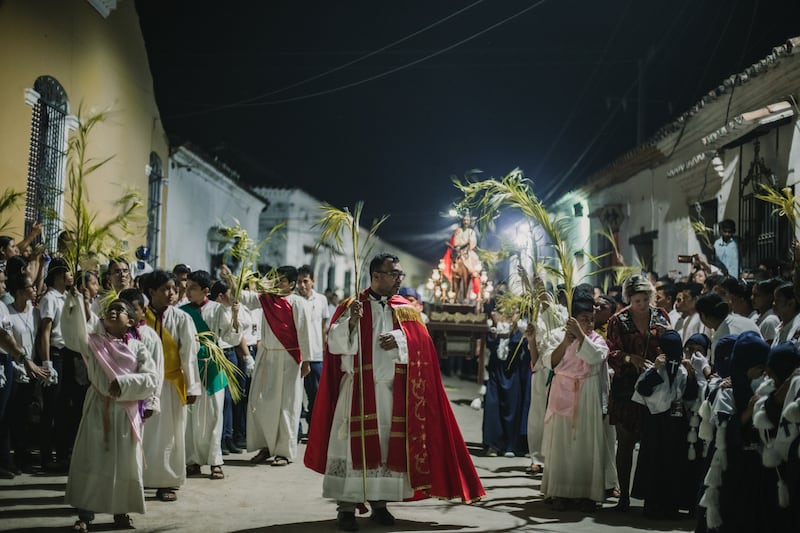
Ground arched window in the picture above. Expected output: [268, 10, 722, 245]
[146, 152, 164, 266]
[24, 75, 73, 250]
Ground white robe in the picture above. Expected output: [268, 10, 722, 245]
[61, 293, 158, 515]
[541, 333, 609, 502]
[138, 326, 164, 415]
[185, 300, 241, 467]
[240, 290, 312, 461]
[322, 298, 413, 503]
[526, 305, 566, 465]
[142, 306, 202, 488]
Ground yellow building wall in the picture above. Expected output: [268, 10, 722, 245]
[0, 0, 168, 260]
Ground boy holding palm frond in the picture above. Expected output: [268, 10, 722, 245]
[236, 265, 313, 467]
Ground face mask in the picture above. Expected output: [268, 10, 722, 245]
[750, 374, 767, 394]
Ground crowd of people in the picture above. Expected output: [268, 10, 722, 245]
[479, 241, 800, 531]
[0, 231, 483, 532]
[4, 218, 800, 532]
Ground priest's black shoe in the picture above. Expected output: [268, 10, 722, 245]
[370, 507, 395, 526]
[336, 511, 358, 531]
[224, 437, 243, 454]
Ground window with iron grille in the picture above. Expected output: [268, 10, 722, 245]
[146, 152, 163, 266]
[739, 137, 791, 271]
[25, 76, 69, 251]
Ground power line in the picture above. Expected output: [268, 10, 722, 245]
[169, 0, 550, 117]
[540, 0, 693, 204]
[168, 0, 486, 119]
[531, 0, 633, 178]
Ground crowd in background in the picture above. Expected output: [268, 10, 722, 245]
[0, 229, 345, 530]
[477, 220, 800, 531]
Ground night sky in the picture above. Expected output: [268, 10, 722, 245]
[135, 0, 800, 263]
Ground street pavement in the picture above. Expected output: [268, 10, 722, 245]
[0, 375, 694, 532]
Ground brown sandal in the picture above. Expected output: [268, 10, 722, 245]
[156, 488, 177, 502]
[250, 448, 272, 464]
[526, 464, 543, 475]
[210, 465, 225, 479]
[73, 520, 89, 532]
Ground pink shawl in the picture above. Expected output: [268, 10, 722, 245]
[87, 334, 143, 443]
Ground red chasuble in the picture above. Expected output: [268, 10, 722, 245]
[259, 293, 302, 364]
[304, 289, 485, 503]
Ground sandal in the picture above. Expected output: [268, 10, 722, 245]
[250, 448, 272, 464]
[73, 520, 89, 532]
[526, 464, 543, 475]
[113, 514, 134, 529]
[270, 455, 290, 467]
[186, 464, 201, 477]
[156, 488, 177, 502]
[210, 465, 225, 479]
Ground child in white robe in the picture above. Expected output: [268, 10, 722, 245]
[61, 292, 158, 532]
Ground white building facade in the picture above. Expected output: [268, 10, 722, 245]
[553, 37, 800, 283]
[253, 187, 431, 298]
[162, 145, 267, 273]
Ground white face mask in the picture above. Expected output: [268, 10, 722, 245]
[750, 374, 767, 394]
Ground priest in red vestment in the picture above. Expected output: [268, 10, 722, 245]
[305, 253, 484, 532]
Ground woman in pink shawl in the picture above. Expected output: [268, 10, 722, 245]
[61, 291, 158, 532]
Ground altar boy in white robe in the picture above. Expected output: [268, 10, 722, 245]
[236, 265, 312, 466]
[140, 270, 202, 502]
[61, 291, 158, 532]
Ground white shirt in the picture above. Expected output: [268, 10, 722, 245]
[7, 301, 38, 358]
[299, 290, 330, 361]
[38, 288, 67, 349]
[0, 301, 10, 355]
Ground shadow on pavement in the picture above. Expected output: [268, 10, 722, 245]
[0, 481, 66, 492]
[233, 518, 474, 532]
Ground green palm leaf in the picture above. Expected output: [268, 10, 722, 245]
[755, 184, 799, 233]
[0, 188, 24, 235]
[314, 202, 388, 293]
[57, 106, 145, 274]
[455, 169, 577, 313]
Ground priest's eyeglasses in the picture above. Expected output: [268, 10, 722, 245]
[376, 269, 406, 280]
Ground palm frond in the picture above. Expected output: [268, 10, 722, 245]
[689, 219, 715, 251]
[0, 188, 24, 235]
[220, 220, 285, 300]
[96, 288, 118, 317]
[314, 203, 388, 292]
[476, 242, 514, 277]
[755, 184, 799, 233]
[593, 228, 646, 285]
[454, 169, 578, 313]
[197, 331, 244, 403]
[59, 106, 145, 274]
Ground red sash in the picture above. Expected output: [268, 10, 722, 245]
[259, 294, 302, 364]
[304, 290, 485, 503]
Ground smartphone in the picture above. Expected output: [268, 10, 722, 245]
[677, 254, 693, 263]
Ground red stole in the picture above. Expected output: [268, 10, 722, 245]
[304, 290, 485, 503]
[259, 293, 302, 364]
